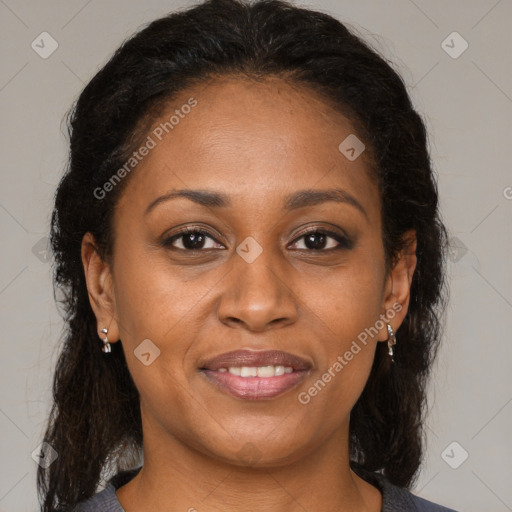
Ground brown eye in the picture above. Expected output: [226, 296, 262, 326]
[289, 230, 353, 251]
[164, 229, 224, 251]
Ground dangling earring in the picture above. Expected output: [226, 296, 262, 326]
[386, 323, 396, 363]
[100, 328, 111, 353]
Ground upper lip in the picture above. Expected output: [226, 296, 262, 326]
[200, 349, 312, 371]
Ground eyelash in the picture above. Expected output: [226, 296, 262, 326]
[162, 227, 352, 252]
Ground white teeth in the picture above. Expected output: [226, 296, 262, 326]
[224, 365, 294, 377]
[257, 366, 275, 377]
[274, 365, 285, 376]
[240, 366, 258, 377]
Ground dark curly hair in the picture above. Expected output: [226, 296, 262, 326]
[38, 0, 448, 509]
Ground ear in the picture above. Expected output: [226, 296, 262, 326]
[377, 229, 417, 342]
[81, 232, 120, 344]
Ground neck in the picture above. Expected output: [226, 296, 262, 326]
[116, 421, 381, 512]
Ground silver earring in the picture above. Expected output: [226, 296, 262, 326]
[386, 323, 396, 363]
[100, 328, 111, 353]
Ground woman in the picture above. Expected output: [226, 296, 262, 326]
[38, 0, 456, 510]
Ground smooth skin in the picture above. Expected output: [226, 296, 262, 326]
[82, 75, 416, 512]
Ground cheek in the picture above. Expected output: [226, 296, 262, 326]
[296, 255, 384, 406]
[112, 245, 212, 344]
[110, 242, 233, 406]
[299, 253, 385, 345]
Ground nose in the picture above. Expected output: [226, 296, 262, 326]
[216, 246, 299, 332]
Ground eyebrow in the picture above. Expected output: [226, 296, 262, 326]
[145, 187, 368, 219]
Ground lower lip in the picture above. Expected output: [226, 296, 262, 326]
[201, 369, 309, 400]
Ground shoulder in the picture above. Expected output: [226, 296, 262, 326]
[73, 468, 141, 512]
[353, 465, 459, 512]
[409, 493, 460, 512]
[73, 484, 123, 512]
[385, 483, 459, 512]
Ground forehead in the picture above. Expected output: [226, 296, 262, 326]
[116, 75, 379, 218]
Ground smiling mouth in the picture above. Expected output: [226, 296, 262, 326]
[199, 349, 311, 400]
[216, 365, 294, 377]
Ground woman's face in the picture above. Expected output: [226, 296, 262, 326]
[85, 76, 414, 467]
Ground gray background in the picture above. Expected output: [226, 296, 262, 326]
[0, 0, 511, 511]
